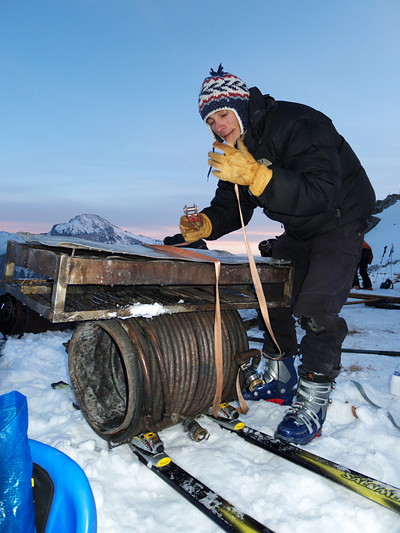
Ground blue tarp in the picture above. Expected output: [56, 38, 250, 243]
[0, 390, 35, 532]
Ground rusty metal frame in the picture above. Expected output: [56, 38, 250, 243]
[3, 241, 294, 323]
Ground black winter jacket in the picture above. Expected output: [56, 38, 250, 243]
[202, 87, 376, 241]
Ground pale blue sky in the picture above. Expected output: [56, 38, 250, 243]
[1, 0, 399, 253]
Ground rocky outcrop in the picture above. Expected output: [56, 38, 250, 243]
[373, 193, 400, 214]
[366, 194, 400, 233]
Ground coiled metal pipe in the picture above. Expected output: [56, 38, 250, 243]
[67, 310, 248, 443]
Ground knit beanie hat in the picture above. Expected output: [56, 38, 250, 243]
[198, 64, 250, 140]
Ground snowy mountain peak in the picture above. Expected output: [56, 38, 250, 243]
[48, 214, 162, 246]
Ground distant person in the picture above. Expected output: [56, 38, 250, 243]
[353, 240, 373, 290]
[166, 64, 376, 445]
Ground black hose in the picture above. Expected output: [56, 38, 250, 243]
[247, 336, 400, 357]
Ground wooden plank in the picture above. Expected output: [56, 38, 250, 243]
[344, 299, 381, 305]
[19, 280, 53, 295]
[348, 292, 400, 304]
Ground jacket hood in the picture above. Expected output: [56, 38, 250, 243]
[247, 87, 278, 141]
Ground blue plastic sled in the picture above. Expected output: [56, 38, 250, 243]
[29, 439, 97, 533]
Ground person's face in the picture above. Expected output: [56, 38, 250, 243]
[206, 109, 241, 146]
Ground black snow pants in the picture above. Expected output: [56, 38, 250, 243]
[261, 220, 365, 379]
[353, 248, 373, 289]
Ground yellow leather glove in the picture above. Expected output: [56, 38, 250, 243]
[208, 139, 273, 196]
[179, 213, 212, 243]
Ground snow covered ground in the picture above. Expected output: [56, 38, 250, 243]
[1, 200, 399, 532]
[1, 278, 400, 533]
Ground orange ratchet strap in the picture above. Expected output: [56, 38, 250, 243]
[146, 244, 223, 417]
[233, 184, 282, 414]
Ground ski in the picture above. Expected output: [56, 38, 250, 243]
[129, 431, 274, 533]
[350, 380, 400, 431]
[208, 404, 400, 515]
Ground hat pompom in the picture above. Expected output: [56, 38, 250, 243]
[209, 63, 225, 77]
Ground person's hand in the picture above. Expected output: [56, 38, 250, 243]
[179, 213, 212, 243]
[208, 139, 273, 196]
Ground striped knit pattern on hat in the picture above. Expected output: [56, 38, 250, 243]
[198, 64, 250, 139]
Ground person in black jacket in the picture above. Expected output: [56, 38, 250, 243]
[353, 240, 373, 289]
[176, 65, 376, 445]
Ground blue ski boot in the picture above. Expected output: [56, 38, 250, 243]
[275, 367, 334, 445]
[242, 355, 298, 405]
